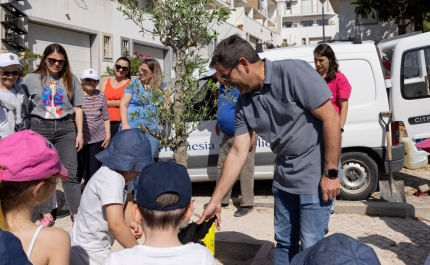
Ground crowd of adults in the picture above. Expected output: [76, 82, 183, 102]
[0, 43, 166, 227]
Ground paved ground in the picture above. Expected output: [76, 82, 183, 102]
[52, 165, 430, 264]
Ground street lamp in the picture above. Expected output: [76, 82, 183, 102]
[320, 0, 326, 42]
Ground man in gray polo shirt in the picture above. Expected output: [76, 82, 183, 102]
[198, 35, 341, 264]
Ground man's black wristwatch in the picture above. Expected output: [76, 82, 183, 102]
[323, 169, 339, 179]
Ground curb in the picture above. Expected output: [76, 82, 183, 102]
[193, 196, 430, 219]
[334, 201, 430, 218]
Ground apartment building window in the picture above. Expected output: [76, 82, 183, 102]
[282, 22, 292, 28]
[102, 33, 113, 62]
[286, 1, 291, 10]
[317, 19, 328, 26]
[121, 39, 130, 56]
[302, 20, 313, 27]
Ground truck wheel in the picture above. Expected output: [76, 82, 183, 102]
[339, 152, 378, 201]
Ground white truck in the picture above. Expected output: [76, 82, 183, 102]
[156, 32, 430, 201]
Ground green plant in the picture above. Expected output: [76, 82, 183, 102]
[106, 50, 151, 76]
[118, 0, 230, 167]
[281, 42, 296, 47]
[13, 48, 41, 76]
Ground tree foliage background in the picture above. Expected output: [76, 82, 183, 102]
[118, 0, 230, 167]
[352, 0, 430, 34]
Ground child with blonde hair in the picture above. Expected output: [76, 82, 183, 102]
[0, 130, 71, 265]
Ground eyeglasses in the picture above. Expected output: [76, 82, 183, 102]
[47, 58, 66, 65]
[139, 68, 150, 75]
[115, 64, 129, 72]
[1, 71, 20, 77]
[83, 78, 98, 83]
[221, 61, 239, 83]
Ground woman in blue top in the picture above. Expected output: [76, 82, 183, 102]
[119, 58, 166, 158]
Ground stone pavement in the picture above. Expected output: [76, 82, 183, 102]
[54, 200, 430, 265]
[52, 165, 430, 264]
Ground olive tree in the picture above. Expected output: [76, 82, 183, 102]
[118, 0, 230, 167]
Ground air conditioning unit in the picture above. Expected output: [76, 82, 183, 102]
[293, 23, 299, 27]
[329, 20, 335, 25]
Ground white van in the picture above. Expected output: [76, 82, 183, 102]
[157, 32, 430, 201]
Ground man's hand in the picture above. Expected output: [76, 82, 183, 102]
[215, 122, 220, 136]
[320, 175, 340, 202]
[197, 201, 222, 231]
[250, 133, 256, 151]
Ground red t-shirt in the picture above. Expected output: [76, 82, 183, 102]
[326, 72, 352, 114]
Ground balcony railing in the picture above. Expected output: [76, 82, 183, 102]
[284, 0, 330, 15]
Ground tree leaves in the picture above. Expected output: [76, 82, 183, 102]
[118, 0, 230, 166]
[352, 0, 430, 34]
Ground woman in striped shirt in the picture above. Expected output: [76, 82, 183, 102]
[78, 69, 110, 188]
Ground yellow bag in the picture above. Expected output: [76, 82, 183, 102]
[200, 220, 216, 255]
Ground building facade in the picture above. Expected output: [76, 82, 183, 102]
[278, 0, 339, 46]
[329, 0, 397, 42]
[0, 0, 282, 80]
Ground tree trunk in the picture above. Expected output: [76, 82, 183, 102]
[172, 48, 188, 168]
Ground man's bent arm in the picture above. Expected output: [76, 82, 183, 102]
[311, 100, 341, 202]
[198, 131, 252, 227]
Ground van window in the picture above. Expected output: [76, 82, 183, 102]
[381, 48, 394, 79]
[338, 60, 376, 106]
[187, 79, 218, 122]
[401, 46, 430, 99]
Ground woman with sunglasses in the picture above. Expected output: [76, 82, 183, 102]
[119, 58, 166, 160]
[21, 43, 85, 227]
[100, 57, 131, 138]
[78, 69, 110, 190]
[0, 53, 30, 139]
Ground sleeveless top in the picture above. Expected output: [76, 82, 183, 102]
[104, 78, 130, 121]
[26, 225, 44, 259]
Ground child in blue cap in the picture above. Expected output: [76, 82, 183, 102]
[70, 129, 153, 265]
[102, 161, 215, 265]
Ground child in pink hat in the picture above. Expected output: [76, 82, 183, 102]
[0, 130, 71, 265]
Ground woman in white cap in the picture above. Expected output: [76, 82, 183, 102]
[78, 69, 110, 188]
[0, 52, 30, 139]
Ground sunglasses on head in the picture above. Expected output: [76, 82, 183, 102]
[1, 71, 20, 77]
[47, 58, 66, 65]
[115, 64, 129, 72]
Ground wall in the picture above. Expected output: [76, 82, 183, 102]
[338, 0, 397, 41]
[247, 0, 259, 11]
[281, 16, 338, 46]
[20, 0, 172, 78]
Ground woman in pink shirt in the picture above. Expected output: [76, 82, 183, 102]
[314, 44, 352, 218]
[314, 44, 352, 131]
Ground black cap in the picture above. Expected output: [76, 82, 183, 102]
[136, 161, 192, 211]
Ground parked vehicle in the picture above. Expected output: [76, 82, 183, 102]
[157, 32, 430, 201]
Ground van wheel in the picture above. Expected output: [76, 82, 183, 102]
[339, 152, 378, 201]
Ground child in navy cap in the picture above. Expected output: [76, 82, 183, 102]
[70, 129, 153, 265]
[102, 161, 215, 265]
